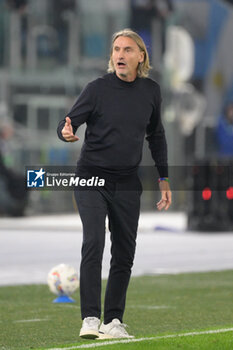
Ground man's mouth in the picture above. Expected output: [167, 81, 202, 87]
[117, 62, 126, 67]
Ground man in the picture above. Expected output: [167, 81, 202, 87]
[57, 29, 171, 339]
[216, 102, 233, 157]
[130, 0, 173, 58]
[0, 123, 28, 216]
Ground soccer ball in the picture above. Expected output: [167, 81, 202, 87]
[47, 264, 79, 296]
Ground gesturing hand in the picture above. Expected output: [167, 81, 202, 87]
[61, 117, 79, 142]
[156, 181, 172, 211]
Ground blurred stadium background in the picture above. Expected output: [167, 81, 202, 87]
[0, 0, 232, 230]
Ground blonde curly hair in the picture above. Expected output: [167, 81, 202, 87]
[107, 28, 151, 78]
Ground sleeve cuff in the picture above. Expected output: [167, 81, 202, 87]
[157, 165, 168, 178]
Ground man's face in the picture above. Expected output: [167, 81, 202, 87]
[111, 36, 144, 82]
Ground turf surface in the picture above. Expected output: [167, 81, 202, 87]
[0, 270, 233, 350]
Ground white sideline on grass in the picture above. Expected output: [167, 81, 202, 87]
[48, 327, 233, 350]
[13, 318, 49, 323]
[128, 305, 171, 310]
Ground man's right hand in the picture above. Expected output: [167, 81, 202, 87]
[61, 117, 79, 142]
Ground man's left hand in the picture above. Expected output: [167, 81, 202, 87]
[157, 181, 172, 211]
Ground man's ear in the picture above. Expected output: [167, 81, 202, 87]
[139, 52, 144, 63]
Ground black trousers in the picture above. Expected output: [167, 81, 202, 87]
[74, 176, 142, 324]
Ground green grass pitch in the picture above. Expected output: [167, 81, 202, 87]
[0, 270, 233, 350]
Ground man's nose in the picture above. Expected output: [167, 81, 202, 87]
[118, 50, 125, 59]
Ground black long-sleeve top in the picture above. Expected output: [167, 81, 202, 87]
[57, 73, 168, 180]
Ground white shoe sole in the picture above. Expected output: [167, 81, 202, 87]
[79, 330, 99, 339]
[98, 332, 115, 339]
[98, 332, 134, 340]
